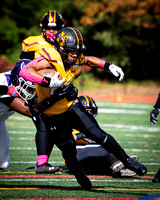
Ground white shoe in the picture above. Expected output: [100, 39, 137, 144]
[111, 155, 139, 173]
[120, 168, 136, 177]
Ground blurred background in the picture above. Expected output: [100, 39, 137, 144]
[0, 0, 160, 97]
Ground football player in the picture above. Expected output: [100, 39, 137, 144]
[150, 93, 160, 182]
[19, 27, 147, 190]
[0, 59, 76, 171]
[73, 95, 138, 177]
[19, 10, 66, 173]
[0, 60, 34, 169]
[19, 10, 124, 173]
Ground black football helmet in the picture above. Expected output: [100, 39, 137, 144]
[40, 10, 64, 43]
[54, 27, 86, 65]
[79, 95, 98, 117]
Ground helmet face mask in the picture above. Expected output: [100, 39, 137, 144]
[55, 27, 86, 66]
[15, 77, 36, 101]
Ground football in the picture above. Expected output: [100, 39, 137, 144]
[38, 68, 63, 80]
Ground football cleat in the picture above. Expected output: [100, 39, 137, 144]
[35, 163, 62, 174]
[111, 155, 139, 173]
[120, 168, 136, 177]
[152, 169, 160, 182]
[111, 161, 124, 173]
[125, 157, 147, 176]
[75, 170, 92, 190]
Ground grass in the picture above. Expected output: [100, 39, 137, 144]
[0, 101, 160, 199]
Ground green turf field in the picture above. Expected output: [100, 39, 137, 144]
[0, 101, 160, 199]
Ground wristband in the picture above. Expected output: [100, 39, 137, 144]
[104, 62, 112, 70]
[41, 76, 51, 87]
[99, 60, 111, 70]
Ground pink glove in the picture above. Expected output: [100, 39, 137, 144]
[8, 85, 19, 97]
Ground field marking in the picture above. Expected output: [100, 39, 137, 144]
[0, 187, 160, 193]
[8, 147, 160, 153]
[100, 124, 160, 132]
[99, 108, 147, 114]
[97, 102, 153, 109]
[0, 178, 154, 183]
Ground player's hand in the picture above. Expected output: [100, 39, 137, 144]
[109, 64, 124, 81]
[8, 85, 19, 97]
[150, 108, 160, 125]
[49, 72, 65, 88]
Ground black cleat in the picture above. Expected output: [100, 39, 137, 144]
[125, 157, 147, 176]
[152, 169, 160, 182]
[75, 170, 92, 190]
[35, 163, 61, 174]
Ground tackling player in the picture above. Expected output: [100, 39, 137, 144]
[72, 95, 138, 177]
[19, 27, 147, 190]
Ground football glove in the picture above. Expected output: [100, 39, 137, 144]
[109, 64, 124, 81]
[150, 108, 160, 125]
[49, 72, 65, 88]
[34, 83, 78, 113]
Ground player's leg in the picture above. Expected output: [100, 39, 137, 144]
[29, 96, 60, 173]
[0, 121, 10, 169]
[42, 113, 92, 190]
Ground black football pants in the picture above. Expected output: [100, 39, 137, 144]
[41, 98, 130, 172]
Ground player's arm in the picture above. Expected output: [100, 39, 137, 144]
[150, 93, 160, 125]
[84, 56, 124, 81]
[9, 98, 32, 117]
[19, 57, 65, 88]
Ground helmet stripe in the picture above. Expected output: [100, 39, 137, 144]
[70, 28, 83, 46]
[49, 10, 55, 24]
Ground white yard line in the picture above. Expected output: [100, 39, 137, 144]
[98, 108, 147, 114]
[0, 178, 152, 183]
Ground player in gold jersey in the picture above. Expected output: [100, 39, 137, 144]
[19, 27, 147, 190]
[19, 10, 125, 174]
[19, 10, 66, 173]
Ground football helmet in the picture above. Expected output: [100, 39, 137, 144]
[79, 95, 98, 117]
[40, 10, 64, 43]
[11, 59, 36, 101]
[54, 27, 86, 65]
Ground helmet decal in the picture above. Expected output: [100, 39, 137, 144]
[57, 30, 69, 47]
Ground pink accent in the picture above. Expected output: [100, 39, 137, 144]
[37, 155, 48, 166]
[99, 60, 106, 69]
[19, 56, 45, 84]
[47, 33, 55, 43]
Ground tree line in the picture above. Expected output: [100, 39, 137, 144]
[1, 0, 160, 80]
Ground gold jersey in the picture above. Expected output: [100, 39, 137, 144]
[22, 35, 54, 59]
[35, 47, 82, 115]
[22, 35, 84, 115]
